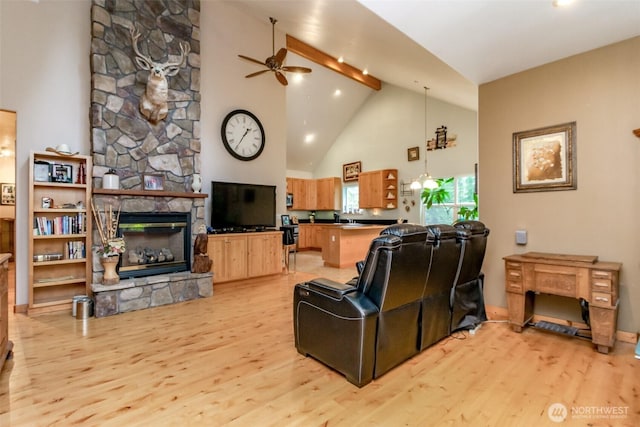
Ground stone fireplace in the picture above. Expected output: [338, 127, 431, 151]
[89, 1, 211, 317]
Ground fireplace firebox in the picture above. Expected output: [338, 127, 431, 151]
[117, 212, 191, 279]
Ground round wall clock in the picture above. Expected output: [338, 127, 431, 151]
[221, 109, 265, 161]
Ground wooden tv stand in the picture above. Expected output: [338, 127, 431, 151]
[503, 252, 621, 354]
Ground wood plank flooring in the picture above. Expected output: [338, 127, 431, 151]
[0, 252, 638, 426]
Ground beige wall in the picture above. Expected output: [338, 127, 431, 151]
[479, 37, 640, 333]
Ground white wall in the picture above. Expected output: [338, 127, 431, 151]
[0, 0, 289, 306]
[1, 0, 92, 306]
[314, 83, 477, 223]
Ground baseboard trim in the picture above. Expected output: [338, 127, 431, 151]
[14, 304, 28, 314]
[485, 304, 638, 344]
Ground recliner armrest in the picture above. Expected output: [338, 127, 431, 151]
[306, 278, 357, 299]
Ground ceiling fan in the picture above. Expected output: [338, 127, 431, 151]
[238, 17, 312, 86]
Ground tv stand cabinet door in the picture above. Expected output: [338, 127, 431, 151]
[247, 232, 282, 277]
[208, 235, 247, 283]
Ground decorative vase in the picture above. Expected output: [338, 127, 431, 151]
[191, 173, 202, 193]
[100, 255, 120, 285]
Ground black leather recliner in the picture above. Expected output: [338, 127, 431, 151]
[293, 224, 434, 387]
[293, 221, 490, 387]
[450, 220, 490, 331]
[420, 224, 468, 350]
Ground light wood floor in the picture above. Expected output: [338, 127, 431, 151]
[1, 252, 638, 426]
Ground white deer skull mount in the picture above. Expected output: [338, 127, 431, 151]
[130, 27, 190, 123]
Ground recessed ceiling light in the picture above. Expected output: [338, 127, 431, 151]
[362, 69, 369, 76]
[337, 56, 344, 63]
[292, 74, 304, 84]
[304, 134, 315, 144]
[333, 89, 342, 97]
[552, 0, 573, 7]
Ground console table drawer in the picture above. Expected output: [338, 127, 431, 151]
[506, 280, 523, 292]
[592, 291, 615, 307]
[592, 270, 613, 280]
[591, 278, 612, 292]
[534, 265, 577, 297]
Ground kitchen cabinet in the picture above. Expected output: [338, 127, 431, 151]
[358, 169, 398, 209]
[287, 177, 341, 211]
[315, 178, 342, 211]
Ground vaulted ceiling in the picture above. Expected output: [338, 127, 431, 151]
[229, 0, 640, 172]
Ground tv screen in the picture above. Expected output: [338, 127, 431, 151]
[210, 181, 276, 231]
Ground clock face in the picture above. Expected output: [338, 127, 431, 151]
[221, 110, 265, 161]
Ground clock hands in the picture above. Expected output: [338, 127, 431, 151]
[235, 127, 251, 149]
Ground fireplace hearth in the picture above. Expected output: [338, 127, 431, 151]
[117, 212, 191, 279]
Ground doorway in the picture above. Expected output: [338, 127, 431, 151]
[0, 110, 16, 307]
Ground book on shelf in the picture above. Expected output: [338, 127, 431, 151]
[33, 213, 86, 236]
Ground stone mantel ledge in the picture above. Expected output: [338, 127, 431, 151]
[91, 271, 212, 293]
[92, 189, 207, 199]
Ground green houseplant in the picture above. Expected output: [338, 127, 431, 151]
[457, 193, 479, 221]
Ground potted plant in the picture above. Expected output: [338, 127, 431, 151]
[458, 193, 479, 221]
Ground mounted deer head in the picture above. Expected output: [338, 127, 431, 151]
[130, 27, 190, 123]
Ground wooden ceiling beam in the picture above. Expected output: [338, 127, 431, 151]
[286, 35, 381, 91]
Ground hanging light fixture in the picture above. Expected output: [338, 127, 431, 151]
[411, 86, 438, 190]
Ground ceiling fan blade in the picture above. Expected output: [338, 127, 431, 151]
[281, 66, 312, 74]
[238, 54, 267, 67]
[245, 70, 270, 78]
[275, 71, 288, 86]
[275, 48, 287, 66]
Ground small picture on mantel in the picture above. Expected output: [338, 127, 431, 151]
[143, 174, 164, 191]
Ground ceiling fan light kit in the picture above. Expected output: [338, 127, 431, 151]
[238, 17, 312, 86]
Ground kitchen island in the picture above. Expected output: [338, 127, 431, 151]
[323, 224, 387, 268]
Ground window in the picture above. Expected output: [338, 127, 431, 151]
[342, 184, 360, 214]
[422, 174, 476, 225]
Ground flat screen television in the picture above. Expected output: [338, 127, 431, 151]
[210, 181, 276, 231]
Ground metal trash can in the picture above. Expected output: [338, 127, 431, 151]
[72, 295, 88, 317]
[75, 297, 94, 320]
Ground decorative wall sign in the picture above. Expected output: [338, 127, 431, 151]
[407, 146, 419, 161]
[343, 161, 361, 182]
[513, 121, 577, 193]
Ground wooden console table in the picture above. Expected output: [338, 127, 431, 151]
[503, 252, 621, 354]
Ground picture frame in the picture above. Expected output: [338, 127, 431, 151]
[343, 161, 361, 182]
[513, 121, 576, 193]
[52, 163, 73, 183]
[143, 174, 164, 191]
[34, 161, 52, 182]
[281, 214, 291, 226]
[0, 183, 15, 205]
[407, 146, 419, 161]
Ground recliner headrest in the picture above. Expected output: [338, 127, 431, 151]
[454, 220, 490, 236]
[380, 223, 434, 243]
[426, 224, 463, 241]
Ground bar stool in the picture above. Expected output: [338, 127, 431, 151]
[281, 226, 297, 273]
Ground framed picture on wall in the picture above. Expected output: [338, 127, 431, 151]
[513, 121, 577, 193]
[407, 146, 419, 161]
[0, 183, 15, 205]
[343, 161, 361, 182]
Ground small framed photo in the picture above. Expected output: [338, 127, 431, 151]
[34, 161, 52, 182]
[407, 146, 419, 161]
[143, 174, 164, 190]
[343, 161, 362, 182]
[52, 163, 73, 183]
[1, 183, 15, 205]
[513, 121, 577, 193]
[41, 197, 52, 209]
[281, 214, 291, 226]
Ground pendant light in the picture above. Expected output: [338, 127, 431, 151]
[411, 86, 438, 190]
